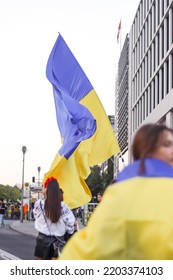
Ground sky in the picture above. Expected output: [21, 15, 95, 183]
[0, 0, 140, 186]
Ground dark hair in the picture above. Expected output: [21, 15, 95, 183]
[44, 179, 61, 223]
[59, 188, 64, 202]
[132, 123, 173, 174]
[97, 192, 102, 196]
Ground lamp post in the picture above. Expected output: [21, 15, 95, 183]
[20, 146, 27, 222]
[37, 166, 41, 199]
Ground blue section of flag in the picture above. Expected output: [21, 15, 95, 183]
[117, 158, 173, 182]
[46, 33, 93, 100]
[46, 33, 96, 159]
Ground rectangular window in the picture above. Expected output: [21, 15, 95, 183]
[158, 0, 160, 25]
[139, 39, 140, 65]
[162, 25, 164, 59]
[153, 80, 155, 109]
[166, 60, 169, 95]
[161, 67, 164, 100]
[144, 60, 145, 87]
[153, 41, 155, 72]
[132, 109, 134, 132]
[143, 26, 145, 54]
[150, 48, 152, 79]
[149, 86, 152, 113]
[162, 0, 164, 17]
[137, 102, 139, 127]
[136, 46, 137, 70]
[146, 55, 148, 83]
[141, 2, 143, 25]
[154, 4, 156, 34]
[144, 0, 146, 19]
[135, 76, 137, 101]
[150, 12, 152, 41]
[146, 90, 148, 117]
[166, 17, 169, 52]
[172, 8, 173, 44]
[172, 53, 173, 88]
[146, 20, 149, 48]
[157, 74, 159, 104]
[158, 33, 160, 66]
[134, 106, 137, 130]
[140, 98, 142, 123]
[141, 33, 143, 59]
[143, 94, 145, 120]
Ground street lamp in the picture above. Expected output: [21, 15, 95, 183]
[20, 146, 27, 223]
[37, 166, 41, 186]
[37, 166, 41, 199]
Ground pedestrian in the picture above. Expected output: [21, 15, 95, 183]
[33, 177, 75, 260]
[96, 192, 102, 203]
[0, 199, 5, 228]
[59, 123, 173, 260]
[117, 123, 173, 181]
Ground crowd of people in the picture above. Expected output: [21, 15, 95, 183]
[0, 200, 21, 227]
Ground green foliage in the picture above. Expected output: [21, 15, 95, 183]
[0, 184, 21, 201]
[102, 157, 114, 191]
[86, 157, 114, 199]
[85, 165, 103, 198]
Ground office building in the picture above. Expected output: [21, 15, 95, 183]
[128, 0, 173, 158]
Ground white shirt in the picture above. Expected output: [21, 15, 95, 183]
[33, 199, 75, 236]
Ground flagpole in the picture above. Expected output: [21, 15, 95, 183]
[119, 19, 122, 54]
[117, 19, 122, 55]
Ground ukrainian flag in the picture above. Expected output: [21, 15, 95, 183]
[44, 34, 120, 209]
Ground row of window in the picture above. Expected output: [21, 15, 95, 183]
[132, 7, 173, 77]
[133, 0, 170, 46]
[132, 53, 173, 131]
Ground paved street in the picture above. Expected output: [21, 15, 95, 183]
[0, 219, 84, 260]
[0, 220, 36, 260]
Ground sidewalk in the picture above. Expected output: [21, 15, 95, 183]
[9, 219, 84, 238]
[9, 220, 38, 237]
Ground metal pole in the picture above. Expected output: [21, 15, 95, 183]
[37, 166, 41, 199]
[20, 146, 27, 222]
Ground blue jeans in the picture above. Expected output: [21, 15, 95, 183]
[0, 214, 4, 227]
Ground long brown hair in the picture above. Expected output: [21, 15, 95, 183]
[44, 179, 61, 223]
[132, 123, 173, 174]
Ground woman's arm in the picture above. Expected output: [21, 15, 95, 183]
[61, 202, 75, 234]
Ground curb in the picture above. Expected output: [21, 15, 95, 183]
[9, 221, 38, 238]
[0, 249, 21, 260]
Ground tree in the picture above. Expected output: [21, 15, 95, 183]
[85, 165, 104, 199]
[85, 157, 115, 201]
[0, 184, 21, 201]
[102, 156, 114, 191]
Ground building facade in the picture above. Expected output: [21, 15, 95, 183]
[128, 0, 173, 158]
[117, 34, 129, 154]
[115, 34, 129, 173]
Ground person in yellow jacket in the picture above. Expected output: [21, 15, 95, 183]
[59, 123, 173, 260]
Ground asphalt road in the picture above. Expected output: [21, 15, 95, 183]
[0, 221, 36, 260]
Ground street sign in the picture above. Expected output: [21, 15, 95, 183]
[30, 183, 42, 192]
